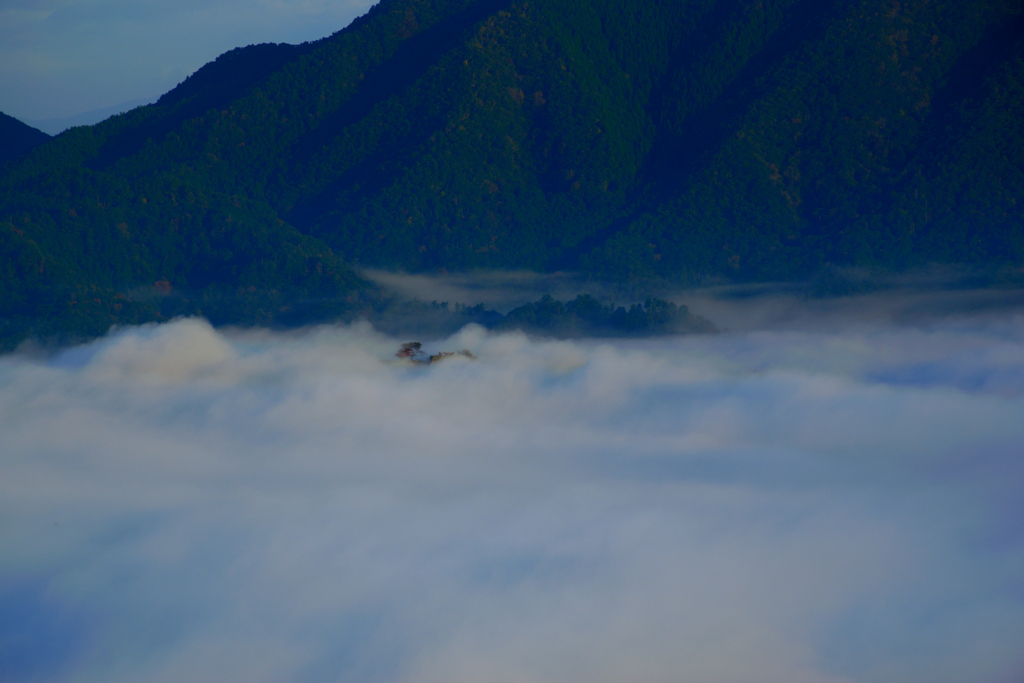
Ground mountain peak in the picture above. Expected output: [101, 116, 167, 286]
[1, 0, 1022, 346]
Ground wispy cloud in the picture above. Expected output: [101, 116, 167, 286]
[1, 310, 1023, 682]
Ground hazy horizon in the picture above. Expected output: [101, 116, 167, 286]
[0, 0, 376, 123]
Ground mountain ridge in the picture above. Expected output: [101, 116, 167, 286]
[1, 0, 1022, 346]
[0, 112, 50, 169]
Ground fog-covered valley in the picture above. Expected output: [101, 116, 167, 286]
[2, 291, 1023, 682]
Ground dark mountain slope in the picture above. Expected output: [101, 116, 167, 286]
[0, 113, 50, 169]
[585, 0, 1024, 280]
[89, 43, 315, 170]
[1, 0, 1022, 345]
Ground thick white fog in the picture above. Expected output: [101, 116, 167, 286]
[1, 306, 1023, 682]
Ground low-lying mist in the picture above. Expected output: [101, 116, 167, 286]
[2, 290, 1023, 682]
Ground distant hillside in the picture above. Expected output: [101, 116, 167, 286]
[1, 0, 1022, 345]
[25, 96, 159, 136]
[0, 112, 50, 168]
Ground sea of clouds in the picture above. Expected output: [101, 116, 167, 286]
[2, 298, 1024, 682]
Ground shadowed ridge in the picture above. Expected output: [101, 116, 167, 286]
[287, 0, 514, 227]
[0, 112, 51, 168]
[294, 0, 513, 158]
[643, 0, 842, 189]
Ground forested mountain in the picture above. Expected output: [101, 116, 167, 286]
[0, 113, 50, 169]
[2, 0, 1022, 345]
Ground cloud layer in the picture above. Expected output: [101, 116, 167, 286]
[2, 311, 1023, 682]
[0, 0, 375, 123]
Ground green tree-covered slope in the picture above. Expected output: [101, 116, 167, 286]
[2, 0, 1022, 344]
[0, 112, 50, 169]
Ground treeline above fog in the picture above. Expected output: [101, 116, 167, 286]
[374, 294, 716, 338]
[1, 0, 1022, 346]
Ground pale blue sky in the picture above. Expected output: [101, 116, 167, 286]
[0, 0, 375, 127]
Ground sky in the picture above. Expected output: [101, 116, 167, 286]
[2, 293, 1024, 682]
[0, 0, 377, 129]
